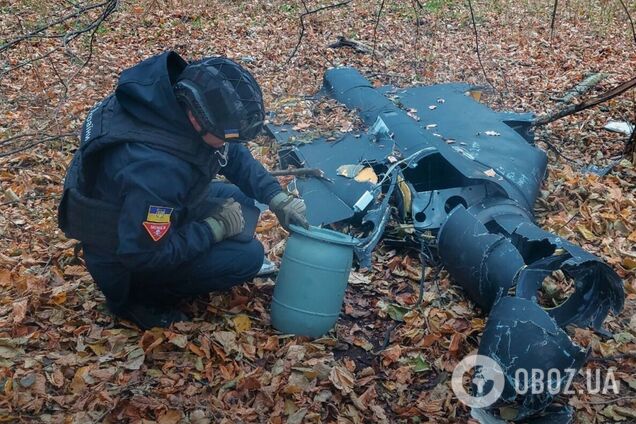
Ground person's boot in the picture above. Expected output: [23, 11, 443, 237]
[256, 257, 278, 277]
[118, 302, 188, 330]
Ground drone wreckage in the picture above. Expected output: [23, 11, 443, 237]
[266, 68, 624, 423]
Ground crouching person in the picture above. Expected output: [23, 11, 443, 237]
[58, 51, 308, 329]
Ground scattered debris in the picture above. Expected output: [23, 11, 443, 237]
[604, 120, 634, 136]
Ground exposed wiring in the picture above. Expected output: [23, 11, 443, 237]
[374, 236, 441, 354]
[374, 147, 433, 188]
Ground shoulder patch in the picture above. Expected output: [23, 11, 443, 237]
[143, 205, 173, 241]
[147, 205, 173, 223]
[143, 221, 170, 242]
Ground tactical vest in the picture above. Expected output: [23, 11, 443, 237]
[58, 95, 221, 252]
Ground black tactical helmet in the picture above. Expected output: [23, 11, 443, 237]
[174, 57, 264, 142]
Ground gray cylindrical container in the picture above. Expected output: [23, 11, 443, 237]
[271, 225, 357, 337]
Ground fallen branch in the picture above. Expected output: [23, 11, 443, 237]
[328, 36, 372, 54]
[286, 0, 352, 64]
[532, 75, 636, 127]
[553, 72, 607, 103]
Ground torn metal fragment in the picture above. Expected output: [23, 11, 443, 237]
[336, 164, 378, 183]
[472, 404, 574, 424]
[478, 297, 588, 421]
[337, 164, 366, 178]
[488, 214, 624, 331]
[354, 167, 378, 183]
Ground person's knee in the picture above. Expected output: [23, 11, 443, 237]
[183, 239, 265, 292]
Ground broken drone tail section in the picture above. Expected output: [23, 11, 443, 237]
[437, 199, 624, 420]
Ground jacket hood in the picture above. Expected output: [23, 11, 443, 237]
[115, 51, 194, 136]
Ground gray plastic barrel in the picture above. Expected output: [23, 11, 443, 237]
[271, 225, 357, 337]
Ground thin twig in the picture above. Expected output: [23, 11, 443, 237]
[554, 211, 579, 232]
[537, 135, 579, 163]
[0, 47, 60, 78]
[371, 0, 386, 72]
[62, 0, 117, 60]
[588, 352, 636, 362]
[1, 133, 42, 147]
[0, 133, 77, 158]
[0, 0, 111, 53]
[467, 0, 495, 90]
[52, 4, 107, 124]
[624, 123, 636, 156]
[0, 0, 117, 78]
[618, 0, 636, 45]
[15, 15, 46, 95]
[286, 0, 352, 64]
[0, 193, 58, 207]
[412, 0, 421, 78]
[587, 395, 636, 405]
[550, 0, 559, 41]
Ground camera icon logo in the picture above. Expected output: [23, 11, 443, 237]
[451, 354, 505, 408]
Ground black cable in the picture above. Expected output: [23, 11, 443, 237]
[374, 236, 439, 354]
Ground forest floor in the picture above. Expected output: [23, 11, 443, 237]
[0, 0, 635, 423]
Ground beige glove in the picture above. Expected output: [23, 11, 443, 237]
[204, 198, 245, 242]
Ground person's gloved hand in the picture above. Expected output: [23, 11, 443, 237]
[269, 192, 309, 230]
[204, 198, 245, 242]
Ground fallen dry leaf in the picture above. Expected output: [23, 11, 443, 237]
[329, 365, 354, 394]
[11, 298, 27, 324]
[232, 314, 252, 333]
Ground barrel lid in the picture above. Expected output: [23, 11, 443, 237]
[289, 225, 358, 246]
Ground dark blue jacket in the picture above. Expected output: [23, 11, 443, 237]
[63, 51, 281, 273]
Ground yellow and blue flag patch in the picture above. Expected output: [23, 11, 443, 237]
[143, 205, 173, 241]
[147, 205, 173, 223]
[224, 129, 240, 139]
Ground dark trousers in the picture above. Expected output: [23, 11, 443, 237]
[84, 183, 264, 312]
